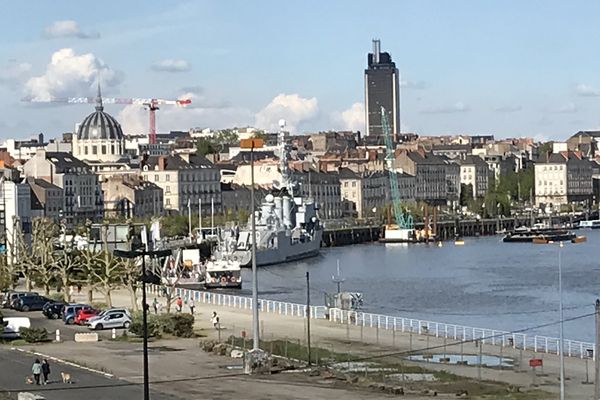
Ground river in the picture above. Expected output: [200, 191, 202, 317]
[237, 229, 600, 342]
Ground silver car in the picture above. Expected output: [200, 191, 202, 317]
[88, 311, 131, 330]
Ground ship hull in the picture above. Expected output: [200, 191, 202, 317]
[234, 229, 322, 267]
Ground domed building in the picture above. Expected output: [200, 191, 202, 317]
[73, 85, 125, 162]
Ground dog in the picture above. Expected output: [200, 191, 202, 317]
[60, 372, 72, 384]
[25, 376, 33, 385]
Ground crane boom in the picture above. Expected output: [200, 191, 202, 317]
[381, 106, 413, 229]
[22, 94, 191, 145]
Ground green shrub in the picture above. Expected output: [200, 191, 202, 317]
[128, 313, 194, 338]
[19, 327, 49, 343]
[163, 314, 194, 338]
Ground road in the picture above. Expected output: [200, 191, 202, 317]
[0, 347, 180, 400]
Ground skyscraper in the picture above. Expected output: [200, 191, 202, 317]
[364, 39, 400, 136]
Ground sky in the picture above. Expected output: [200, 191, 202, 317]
[1, 0, 600, 141]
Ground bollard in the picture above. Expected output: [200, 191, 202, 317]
[55, 329, 60, 342]
[112, 328, 116, 339]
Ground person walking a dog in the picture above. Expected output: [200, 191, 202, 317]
[31, 359, 42, 385]
[41, 359, 51, 384]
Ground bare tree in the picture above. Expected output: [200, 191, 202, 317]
[54, 250, 82, 302]
[119, 256, 140, 311]
[14, 217, 57, 293]
[0, 253, 13, 291]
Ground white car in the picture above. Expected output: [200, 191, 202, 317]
[88, 311, 131, 330]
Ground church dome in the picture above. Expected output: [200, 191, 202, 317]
[77, 86, 124, 141]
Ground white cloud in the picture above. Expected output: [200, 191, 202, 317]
[151, 59, 191, 73]
[254, 93, 318, 133]
[0, 62, 32, 89]
[24, 48, 122, 101]
[332, 102, 364, 132]
[420, 101, 470, 114]
[44, 20, 99, 39]
[493, 105, 522, 113]
[575, 84, 600, 97]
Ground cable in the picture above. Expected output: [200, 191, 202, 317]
[328, 312, 595, 365]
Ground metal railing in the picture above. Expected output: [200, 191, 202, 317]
[328, 308, 595, 360]
[173, 287, 594, 359]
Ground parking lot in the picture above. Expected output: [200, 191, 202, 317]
[2, 307, 128, 341]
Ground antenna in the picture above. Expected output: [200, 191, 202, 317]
[331, 259, 345, 293]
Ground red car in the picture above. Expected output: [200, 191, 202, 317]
[74, 307, 98, 325]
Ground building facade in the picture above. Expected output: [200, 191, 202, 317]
[27, 178, 64, 221]
[534, 151, 593, 207]
[460, 155, 491, 198]
[102, 175, 163, 218]
[140, 154, 221, 214]
[394, 151, 447, 205]
[295, 170, 343, 220]
[364, 39, 400, 136]
[340, 169, 385, 218]
[23, 150, 103, 226]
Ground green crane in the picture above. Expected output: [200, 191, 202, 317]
[381, 107, 413, 229]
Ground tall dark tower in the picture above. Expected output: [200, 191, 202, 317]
[364, 39, 400, 136]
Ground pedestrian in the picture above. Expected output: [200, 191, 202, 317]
[152, 297, 158, 314]
[41, 359, 51, 385]
[189, 298, 195, 315]
[31, 359, 42, 385]
[176, 296, 183, 313]
[210, 311, 219, 329]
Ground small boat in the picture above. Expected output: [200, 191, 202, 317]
[571, 235, 587, 244]
[503, 229, 576, 243]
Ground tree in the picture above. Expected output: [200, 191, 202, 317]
[460, 184, 473, 207]
[196, 139, 216, 156]
[54, 250, 82, 302]
[83, 225, 125, 307]
[214, 129, 238, 145]
[0, 253, 13, 291]
[15, 217, 57, 293]
[31, 218, 59, 295]
[119, 256, 141, 311]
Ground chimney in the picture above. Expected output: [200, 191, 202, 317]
[158, 156, 167, 171]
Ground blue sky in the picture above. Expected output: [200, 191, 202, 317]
[1, 0, 600, 140]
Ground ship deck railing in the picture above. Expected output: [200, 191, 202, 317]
[168, 286, 595, 360]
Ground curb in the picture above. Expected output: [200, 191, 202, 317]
[11, 347, 114, 378]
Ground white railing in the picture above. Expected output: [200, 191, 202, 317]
[173, 287, 594, 360]
[328, 308, 595, 360]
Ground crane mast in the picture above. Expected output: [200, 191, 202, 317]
[381, 106, 413, 230]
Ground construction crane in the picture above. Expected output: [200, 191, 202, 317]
[22, 88, 191, 144]
[381, 106, 414, 242]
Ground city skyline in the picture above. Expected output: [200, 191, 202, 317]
[1, 0, 600, 141]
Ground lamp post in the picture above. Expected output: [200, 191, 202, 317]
[536, 239, 571, 400]
[114, 243, 171, 400]
[240, 138, 264, 351]
[558, 241, 565, 400]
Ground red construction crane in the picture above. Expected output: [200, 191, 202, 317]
[22, 89, 192, 144]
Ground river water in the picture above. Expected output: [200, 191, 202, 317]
[237, 230, 600, 342]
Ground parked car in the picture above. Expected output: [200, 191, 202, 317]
[42, 301, 66, 319]
[62, 304, 92, 325]
[0, 317, 31, 339]
[74, 308, 98, 325]
[5, 292, 38, 309]
[88, 312, 132, 330]
[13, 295, 52, 312]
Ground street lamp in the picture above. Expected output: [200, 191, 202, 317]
[535, 239, 572, 400]
[114, 245, 171, 400]
[240, 138, 264, 350]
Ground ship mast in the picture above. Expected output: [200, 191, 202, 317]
[277, 119, 294, 196]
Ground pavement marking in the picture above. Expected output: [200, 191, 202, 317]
[11, 347, 114, 378]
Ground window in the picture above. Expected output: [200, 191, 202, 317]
[166, 198, 171, 206]
[166, 174, 170, 181]
[84, 146, 88, 155]
[352, 181, 356, 187]
[166, 186, 170, 194]
[92, 146, 97, 155]
[154, 175, 159, 182]
[101, 145, 107, 155]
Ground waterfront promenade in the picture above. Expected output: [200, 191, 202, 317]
[168, 286, 595, 399]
